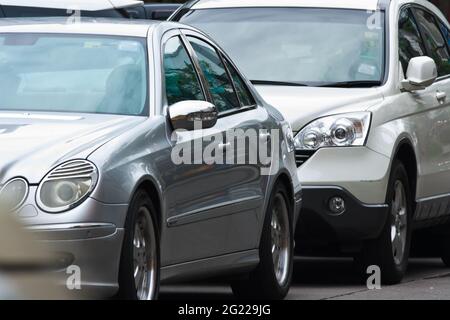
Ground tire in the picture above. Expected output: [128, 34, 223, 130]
[440, 234, 450, 267]
[357, 160, 413, 285]
[231, 183, 294, 300]
[117, 189, 160, 300]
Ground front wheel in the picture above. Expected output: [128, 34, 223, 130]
[117, 190, 160, 300]
[357, 161, 412, 285]
[231, 183, 294, 300]
[440, 233, 450, 267]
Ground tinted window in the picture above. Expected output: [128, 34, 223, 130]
[398, 8, 427, 74]
[439, 21, 450, 47]
[0, 34, 148, 116]
[2, 6, 124, 18]
[180, 8, 385, 86]
[414, 8, 450, 76]
[163, 36, 204, 106]
[188, 37, 239, 112]
[223, 58, 255, 107]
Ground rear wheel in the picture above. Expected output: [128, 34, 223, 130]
[118, 190, 160, 300]
[440, 233, 450, 267]
[357, 161, 412, 284]
[231, 183, 294, 300]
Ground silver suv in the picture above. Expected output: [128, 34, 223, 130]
[172, 0, 450, 283]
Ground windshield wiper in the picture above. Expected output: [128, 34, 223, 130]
[317, 80, 382, 88]
[250, 80, 310, 87]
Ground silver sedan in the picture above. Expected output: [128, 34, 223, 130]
[0, 18, 302, 300]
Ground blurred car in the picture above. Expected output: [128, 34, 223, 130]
[0, 0, 142, 18]
[0, 17, 301, 300]
[125, 3, 181, 21]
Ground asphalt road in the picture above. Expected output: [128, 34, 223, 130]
[160, 257, 450, 300]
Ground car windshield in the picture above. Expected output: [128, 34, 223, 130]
[180, 8, 385, 87]
[0, 34, 148, 116]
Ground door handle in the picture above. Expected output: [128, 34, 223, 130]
[436, 91, 447, 103]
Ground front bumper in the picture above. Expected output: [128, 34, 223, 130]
[296, 147, 391, 247]
[297, 186, 388, 245]
[14, 189, 129, 299]
[27, 223, 124, 299]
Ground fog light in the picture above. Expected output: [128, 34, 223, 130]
[329, 196, 345, 214]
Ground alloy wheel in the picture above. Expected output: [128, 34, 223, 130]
[133, 207, 158, 300]
[271, 194, 291, 286]
[390, 180, 408, 266]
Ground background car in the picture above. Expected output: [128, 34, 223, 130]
[0, 0, 141, 18]
[0, 18, 301, 300]
[172, 0, 450, 284]
[125, 3, 181, 20]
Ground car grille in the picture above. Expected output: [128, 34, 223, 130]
[47, 160, 96, 180]
[295, 150, 316, 167]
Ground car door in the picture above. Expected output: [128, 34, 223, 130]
[409, 6, 450, 205]
[183, 30, 278, 248]
[159, 30, 267, 265]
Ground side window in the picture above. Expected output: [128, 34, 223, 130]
[187, 36, 240, 113]
[398, 8, 427, 75]
[163, 36, 205, 106]
[414, 8, 450, 76]
[223, 57, 256, 107]
[439, 21, 450, 48]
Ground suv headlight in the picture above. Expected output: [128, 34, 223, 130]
[37, 160, 98, 213]
[294, 112, 371, 150]
[0, 178, 28, 212]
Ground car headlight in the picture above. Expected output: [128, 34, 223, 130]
[37, 160, 98, 213]
[0, 178, 29, 212]
[294, 112, 371, 150]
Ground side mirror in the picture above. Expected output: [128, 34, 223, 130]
[401, 56, 437, 92]
[168, 100, 218, 131]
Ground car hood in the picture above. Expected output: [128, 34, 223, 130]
[0, 112, 146, 184]
[255, 85, 384, 132]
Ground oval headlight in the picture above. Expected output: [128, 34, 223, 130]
[0, 178, 29, 212]
[37, 160, 98, 213]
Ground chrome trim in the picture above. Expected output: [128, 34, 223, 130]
[0, 177, 29, 212]
[26, 223, 117, 240]
[36, 160, 99, 213]
[26, 223, 115, 231]
[167, 195, 262, 227]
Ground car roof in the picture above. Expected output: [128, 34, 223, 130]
[190, 0, 381, 11]
[0, 17, 162, 37]
[0, 0, 143, 11]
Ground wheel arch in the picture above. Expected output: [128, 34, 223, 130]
[392, 138, 418, 206]
[270, 170, 295, 225]
[130, 176, 163, 233]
